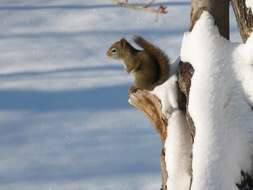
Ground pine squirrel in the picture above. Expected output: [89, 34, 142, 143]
[106, 36, 170, 91]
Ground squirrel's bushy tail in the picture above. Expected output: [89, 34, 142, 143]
[133, 36, 170, 85]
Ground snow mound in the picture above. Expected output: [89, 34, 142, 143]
[165, 110, 192, 190]
[236, 35, 253, 105]
[152, 75, 178, 117]
[152, 72, 193, 190]
[181, 11, 253, 190]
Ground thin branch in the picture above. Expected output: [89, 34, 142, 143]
[112, 0, 168, 14]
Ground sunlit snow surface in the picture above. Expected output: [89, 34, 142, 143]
[181, 12, 253, 190]
[246, 0, 253, 10]
[0, 1, 241, 190]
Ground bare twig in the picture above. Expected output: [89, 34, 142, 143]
[112, 0, 168, 14]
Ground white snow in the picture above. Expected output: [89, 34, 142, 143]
[246, 0, 253, 10]
[181, 11, 253, 190]
[151, 57, 183, 117]
[165, 110, 192, 190]
[151, 64, 192, 190]
[151, 74, 179, 117]
[0, 1, 192, 190]
[236, 35, 253, 105]
[0, 0, 242, 189]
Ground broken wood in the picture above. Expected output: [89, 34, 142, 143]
[128, 88, 168, 190]
[231, 0, 253, 42]
[129, 89, 167, 143]
[190, 0, 230, 39]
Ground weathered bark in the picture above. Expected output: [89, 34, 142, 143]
[128, 89, 168, 190]
[128, 89, 167, 143]
[231, 0, 253, 42]
[160, 148, 168, 190]
[190, 0, 230, 39]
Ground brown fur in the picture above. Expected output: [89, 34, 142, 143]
[107, 36, 170, 90]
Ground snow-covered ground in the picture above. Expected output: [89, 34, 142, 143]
[0, 1, 240, 190]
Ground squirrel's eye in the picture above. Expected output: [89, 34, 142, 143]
[111, 48, 117, 53]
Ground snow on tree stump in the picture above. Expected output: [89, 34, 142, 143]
[231, 0, 253, 189]
[127, 0, 253, 189]
[128, 75, 193, 190]
[128, 89, 168, 190]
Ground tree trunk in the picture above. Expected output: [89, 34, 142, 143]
[180, 0, 230, 102]
[177, 1, 230, 189]
[190, 0, 230, 38]
[179, 0, 230, 140]
[128, 0, 253, 189]
[231, 0, 253, 42]
[128, 0, 230, 189]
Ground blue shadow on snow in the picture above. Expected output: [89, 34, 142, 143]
[0, 84, 130, 112]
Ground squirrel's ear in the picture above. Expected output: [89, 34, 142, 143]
[120, 38, 127, 48]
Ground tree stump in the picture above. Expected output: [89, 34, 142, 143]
[128, 0, 253, 189]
